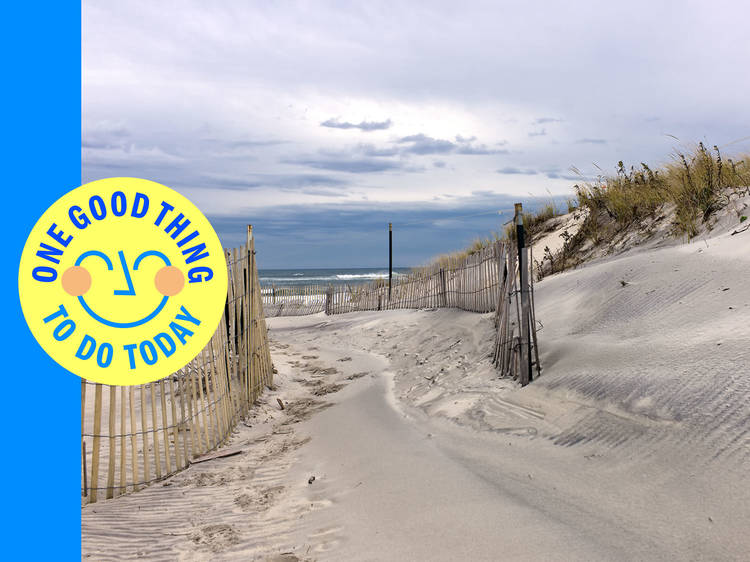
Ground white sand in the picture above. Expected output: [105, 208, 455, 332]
[82, 221, 750, 560]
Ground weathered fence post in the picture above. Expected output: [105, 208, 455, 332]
[529, 245, 541, 378]
[440, 268, 447, 307]
[82, 440, 87, 497]
[520, 247, 532, 385]
[247, 225, 254, 402]
[325, 285, 333, 315]
[515, 203, 532, 386]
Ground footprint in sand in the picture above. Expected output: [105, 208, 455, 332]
[313, 383, 345, 396]
[306, 526, 344, 554]
[189, 524, 240, 552]
[234, 486, 285, 512]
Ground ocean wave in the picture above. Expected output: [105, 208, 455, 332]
[335, 272, 390, 280]
[260, 272, 403, 283]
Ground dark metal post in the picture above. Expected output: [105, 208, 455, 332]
[514, 203, 525, 264]
[388, 222, 393, 300]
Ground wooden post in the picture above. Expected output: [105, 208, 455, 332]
[159, 379, 171, 474]
[90, 383, 102, 503]
[150, 382, 162, 479]
[251, 224, 257, 404]
[106, 385, 117, 499]
[325, 285, 333, 315]
[520, 248, 534, 384]
[183, 366, 198, 460]
[128, 387, 139, 491]
[119, 386, 126, 495]
[528, 245, 541, 378]
[82, 440, 87, 497]
[515, 203, 532, 385]
[81, 379, 87, 498]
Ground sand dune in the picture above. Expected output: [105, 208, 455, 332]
[82, 224, 750, 560]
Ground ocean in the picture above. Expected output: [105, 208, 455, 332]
[258, 267, 411, 287]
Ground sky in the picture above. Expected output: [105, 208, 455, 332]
[82, 0, 750, 268]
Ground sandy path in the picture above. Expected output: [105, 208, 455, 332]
[281, 372, 627, 560]
[268, 308, 749, 561]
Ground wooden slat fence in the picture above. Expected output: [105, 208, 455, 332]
[263, 241, 504, 316]
[262, 284, 328, 317]
[261, 234, 540, 384]
[81, 225, 273, 504]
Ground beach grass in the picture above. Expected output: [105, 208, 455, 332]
[574, 142, 750, 240]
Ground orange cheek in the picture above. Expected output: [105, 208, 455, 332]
[154, 266, 185, 296]
[62, 266, 92, 296]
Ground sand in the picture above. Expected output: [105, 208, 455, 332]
[82, 220, 750, 560]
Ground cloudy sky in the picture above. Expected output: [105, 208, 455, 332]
[82, 1, 750, 268]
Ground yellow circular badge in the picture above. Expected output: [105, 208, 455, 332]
[18, 178, 228, 386]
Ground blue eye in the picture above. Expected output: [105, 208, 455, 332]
[75, 250, 113, 269]
[134, 251, 171, 270]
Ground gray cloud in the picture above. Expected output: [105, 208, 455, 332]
[286, 157, 402, 173]
[298, 188, 350, 197]
[358, 143, 401, 157]
[398, 134, 455, 154]
[497, 167, 537, 175]
[287, 136, 505, 175]
[528, 129, 547, 137]
[398, 133, 505, 156]
[456, 144, 505, 155]
[200, 173, 349, 190]
[544, 169, 593, 181]
[321, 118, 393, 131]
[204, 138, 288, 149]
[576, 138, 607, 144]
[82, 138, 122, 149]
[82, 123, 131, 149]
[534, 117, 563, 124]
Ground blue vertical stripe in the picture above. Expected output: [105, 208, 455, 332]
[6, 3, 81, 559]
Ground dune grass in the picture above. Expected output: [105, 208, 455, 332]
[575, 143, 750, 239]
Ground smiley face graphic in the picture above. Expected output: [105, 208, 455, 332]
[61, 250, 185, 328]
[19, 177, 229, 386]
